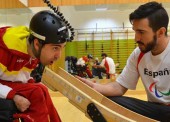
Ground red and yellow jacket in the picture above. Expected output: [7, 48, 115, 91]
[0, 26, 39, 99]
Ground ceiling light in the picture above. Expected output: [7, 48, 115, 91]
[96, 7, 108, 11]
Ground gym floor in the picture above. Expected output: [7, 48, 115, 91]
[50, 78, 146, 122]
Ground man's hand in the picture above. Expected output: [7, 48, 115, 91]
[75, 75, 94, 88]
[13, 94, 31, 112]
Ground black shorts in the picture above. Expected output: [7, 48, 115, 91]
[108, 96, 170, 122]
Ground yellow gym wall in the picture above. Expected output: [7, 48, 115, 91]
[65, 39, 137, 73]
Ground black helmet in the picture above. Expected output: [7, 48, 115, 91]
[87, 54, 93, 59]
[29, 10, 69, 44]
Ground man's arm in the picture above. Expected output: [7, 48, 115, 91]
[95, 81, 128, 96]
[75, 76, 128, 96]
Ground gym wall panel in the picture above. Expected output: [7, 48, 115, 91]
[65, 42, 77, 56]
[28, 0, 61, 7]
[28, 0, 170, 7]
[0, 0, 27, 8]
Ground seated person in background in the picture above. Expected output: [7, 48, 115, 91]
[92, 58, 106, 79]
[93, 53, 116, 79]
[76, 54, 93, 78]
[92, 57, 102, 77]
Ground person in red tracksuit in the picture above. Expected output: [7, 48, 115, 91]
[0, 10, 74, 122]
[76, 54, 93, 78]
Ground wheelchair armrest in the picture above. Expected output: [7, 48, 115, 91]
[0, 98, 18, 122]
[0, 98, 34, 122]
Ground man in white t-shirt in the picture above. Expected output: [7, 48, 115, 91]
[76, 1, 170, 121]
[93, 53, 116, 79]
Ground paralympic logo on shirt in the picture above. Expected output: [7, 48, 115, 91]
[149, 82, 170, 98]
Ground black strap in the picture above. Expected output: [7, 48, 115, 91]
[87, 103, 107, 122]
[31, 63, 45, 82]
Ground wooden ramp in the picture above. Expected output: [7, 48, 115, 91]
[41, 67, 157, 122]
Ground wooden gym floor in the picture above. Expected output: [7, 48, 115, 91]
[49, 78, 146, 122]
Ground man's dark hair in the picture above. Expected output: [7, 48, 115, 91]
[101, 53, 107, 57]
[129, 1, 169, 35]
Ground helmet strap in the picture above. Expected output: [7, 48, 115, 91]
[31, 39, 44, 59]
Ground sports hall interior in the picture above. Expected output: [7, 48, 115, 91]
[1, 0, 170, 122]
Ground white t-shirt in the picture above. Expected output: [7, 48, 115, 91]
[100, 57, 115, 74]
[76, 58, 85, 66]
[117, 41, 170, 105]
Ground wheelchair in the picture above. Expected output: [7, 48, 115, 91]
[0, 98, 34, 122]
[0, 63, 44, 122]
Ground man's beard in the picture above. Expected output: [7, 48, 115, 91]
[138, 35, 157, 53]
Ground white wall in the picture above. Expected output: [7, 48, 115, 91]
[0, 5, 170, 40]
[1, 5, 170, 28]
[61, 7, 132, 29]
[0, 6, 142, 29]
[60, 6, 134, 40]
